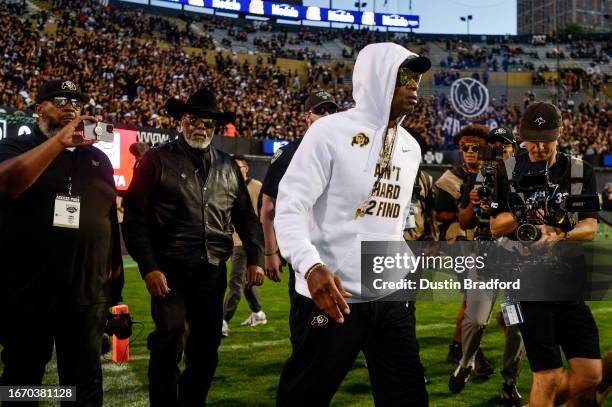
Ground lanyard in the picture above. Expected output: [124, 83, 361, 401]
[59, 148, 81, 196]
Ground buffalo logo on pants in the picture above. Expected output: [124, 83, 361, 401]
[310, 314, 329, 327]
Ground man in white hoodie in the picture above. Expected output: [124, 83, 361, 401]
[274, 43, 431, 406]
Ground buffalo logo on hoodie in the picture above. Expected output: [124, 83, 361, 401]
[351, 132, 370, 147]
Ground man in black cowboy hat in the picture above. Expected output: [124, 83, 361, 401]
[122, 88, 265, 406]
[0, 79, 122, 406]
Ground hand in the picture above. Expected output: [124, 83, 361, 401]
[533, 225, 566, 249]
[144, 270, 171, 297]
[307, 265, 352, 324]
[469, 188, 481, 206]
[264, 253, 282, 282]
[51, 115, 97, 148]
[246, 265, 265, 288]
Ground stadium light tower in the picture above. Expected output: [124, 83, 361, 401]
[460, 15, 473, 43]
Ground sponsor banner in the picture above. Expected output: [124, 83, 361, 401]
[376, 13, 419, 28]
[136, 126, 179, 145]
[150, 0, 419, 28]
[450, 77, 490, 118]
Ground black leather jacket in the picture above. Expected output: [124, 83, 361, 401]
[122, 136, 263, 277]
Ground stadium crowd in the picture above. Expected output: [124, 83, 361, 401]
[0, 0, 609, 158]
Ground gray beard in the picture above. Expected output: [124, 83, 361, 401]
[184, 131, 214, 149]
[40, 118, 62, 138]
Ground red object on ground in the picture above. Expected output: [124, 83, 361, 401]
[111, 304, 130, 363]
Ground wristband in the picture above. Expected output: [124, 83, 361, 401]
[304, 263, 325, 281]
[264, 249, 280, 256]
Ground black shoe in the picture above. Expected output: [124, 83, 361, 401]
[449, 365, 472, 394]
[474, 348, 495, 378]
[499, 382, 526, 406]
[447, 341, 462, 364]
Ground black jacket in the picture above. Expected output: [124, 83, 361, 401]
[122, 136, 263, 277]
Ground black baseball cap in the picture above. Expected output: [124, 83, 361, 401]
[304, 91, 337, 112]
[35, 80, 90, 104]
[520, 102, 562, 142]
[488, 126, 515, 145]
[399, 55, 432, 74]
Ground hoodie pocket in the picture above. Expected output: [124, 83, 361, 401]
[333, 231, 400, 276]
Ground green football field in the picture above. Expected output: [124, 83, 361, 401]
[1, 235, 611, 406]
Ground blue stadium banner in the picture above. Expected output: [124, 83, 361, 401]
[376, 13, 419, 28]
[266, 2, 305, 19]
[150, 0, 420, 28]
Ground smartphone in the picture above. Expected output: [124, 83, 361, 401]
[83, 120, 114, 142]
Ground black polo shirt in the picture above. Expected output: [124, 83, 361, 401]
[0, 127, 119, 312]
[261, 140, 300, 200]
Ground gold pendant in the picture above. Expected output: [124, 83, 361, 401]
[354, 207, 366, 219]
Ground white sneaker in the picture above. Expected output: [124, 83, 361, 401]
[222, 320, 229, 337]
[240, 311, 267, 327]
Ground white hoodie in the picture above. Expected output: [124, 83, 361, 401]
[275, 43, 422, 301]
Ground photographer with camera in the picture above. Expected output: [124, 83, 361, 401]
[490, 102, 601, 407]
[449, 126, 526, 406]
[436, 125, 494, 377]
[458, 126, 516, 238]
[0, 80, 123, 406]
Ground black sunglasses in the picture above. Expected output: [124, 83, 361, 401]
[188, 115, 217, 129]
[311, 104, 338, 115]
[51, 96, 83, 109]
[460, 144, 480, 153]
[397, 67, 421, 86]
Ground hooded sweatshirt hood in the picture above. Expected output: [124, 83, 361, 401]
[352, 42, 421, 127]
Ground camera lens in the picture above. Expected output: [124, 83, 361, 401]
[477, 186, 492, 200]
[106, 124, 114, 133]
[516, 223, 540, 242]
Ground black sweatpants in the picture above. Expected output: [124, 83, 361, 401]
[278, 294, 428, 407]
[0, 303, 107, 407]
[147, 262, 227, 407]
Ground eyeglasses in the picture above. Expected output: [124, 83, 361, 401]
[310, 104, 338, 116]
[188, 116, 217, 129]
[51, 96, 83, 109]
[460, 144, 480, 153]
[397, 67, 421, 87]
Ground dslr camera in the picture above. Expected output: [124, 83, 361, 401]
[476, 145, 505, 207]
[473, 145, 505, 240]
[511, 161, 600, 241]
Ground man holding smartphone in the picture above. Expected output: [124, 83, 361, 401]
[0, 80, 123, 406]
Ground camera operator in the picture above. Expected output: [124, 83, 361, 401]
[435, 125, 494, 376]
[448, 126, 526, 406]
[0, 80, 123, 406]
[490, 102, 601, 407]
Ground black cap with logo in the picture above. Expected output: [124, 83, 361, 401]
[399, 55, 432, 74]
[520, 102, 562, 142]
[304, 91, 337, 112]
[488, 126, 515, 145]
[35, 80, 90, 104]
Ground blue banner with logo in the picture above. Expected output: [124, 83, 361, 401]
[153, 0, 420, 27]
